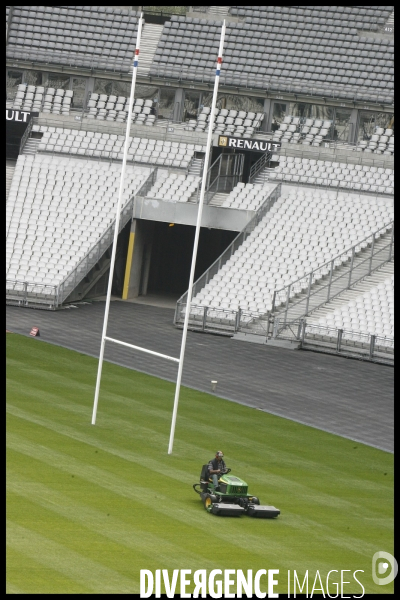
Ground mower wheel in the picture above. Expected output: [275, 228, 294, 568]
[251, 497, 260, 505]
[203, 494, 213, 512]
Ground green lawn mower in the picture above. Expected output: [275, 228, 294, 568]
[193, 465, 280, 518]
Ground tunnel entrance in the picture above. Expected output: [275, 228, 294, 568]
[146, 221, 237, 296]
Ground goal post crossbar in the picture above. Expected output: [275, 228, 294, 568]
[104, 336, 180, 364]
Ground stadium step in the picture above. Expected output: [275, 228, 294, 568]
[132, 23, 164, 76]
[253, 170, 270, 185]
[188, 157, 204, 177]
[6, 163, 16, 199]
[208, 6, 230, 17]
[383, 10, 394, 31]
[22, 138, 40, 156]
[307, 260, 394, 324]
[209, 192, 229, 207]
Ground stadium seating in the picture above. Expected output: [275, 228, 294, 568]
[185, 107, 264, 137]
[220, 182, 276, 210]
[6, 6, 139, 71]
[356, 127, 394, 155]
[230, 6, 393, 31]
[150, 10, 393, 104]
[5, 5, 394, 347]
[35, 126, 205, 169]
[273, 118, 395, 155]
[145, 171, 201, 203]
[266, 155, 394, 194]
[309, 275, 394, 343]
[191, 188, 393, 316]
[6, 154, 151, 287]
[272, 116, 333, 146]
[10, 83, 73, 115]
[86, 93, 156, 125]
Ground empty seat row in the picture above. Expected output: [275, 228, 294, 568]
[151, 13, 393, 104]
[230, 6, 393, 31]
[6, 153, 150, 290]
[264, 155, 394, 194]
[185, 106, 264, 137]
[308, 274, 393, 342]
[35, 126, 204, 170]
[86, 93, 156, 125]
[10, 83, 74, 115]
[220, 182, 275, 211]
[145, 171, 201, 203]
[190, 186, 393, 318]
[7, 5, 139, 73]
[356, 127, 394, 155]
[272, 115, 332, 146]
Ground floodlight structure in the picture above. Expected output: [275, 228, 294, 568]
[91, 18, 227, 457]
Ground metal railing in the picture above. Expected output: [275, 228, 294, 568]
[276, 142, 394, 168]
[33, 115, 208, 147]
[6, 279, 60, 310]
[56, 169, 157, 306]
[146, 64, 393, 107]
[19, 118, 33, 154]
[275, 320, 394, 365]
[188, 6, 208, 13]
[265, 170, 393, 195]
[271, 222, 394, 330]
[174, 303, 262, 335]
[6, 169, 157, 310]
[249, 152, 271, 183]
[141, 7, 187, 24]
[6, 47, 139, 75]
[203, 152, 243, 204]
[34, 118, 203, 173]
[174, 183, 282, 326]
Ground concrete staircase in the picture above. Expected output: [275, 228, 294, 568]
[252, 168, 270, 185]
[188, 157, 204, 177]
[209, 192, 229, 207]
[208, 6, 230, 18]
[383, 10, 394, 30]
[133, 23, 164, 76]
[22, 138, 40, 155]
[307, 260, 394, 324]
[6, 163, 15, 199]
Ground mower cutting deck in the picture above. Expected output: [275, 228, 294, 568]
[193, 465, 280, 518]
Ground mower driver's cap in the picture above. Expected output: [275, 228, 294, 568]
[216, 451, 224, 457]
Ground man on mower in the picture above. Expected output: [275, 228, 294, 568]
[208, 451, 228, 491]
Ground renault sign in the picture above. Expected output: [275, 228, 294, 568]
[218, 135, 281, 152]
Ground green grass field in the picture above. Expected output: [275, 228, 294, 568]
[7, 333, 394, 594]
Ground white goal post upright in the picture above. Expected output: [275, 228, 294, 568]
[167, 21, 226, 454]
[90, 19, 227, 449]
[91, 14, 144, 425]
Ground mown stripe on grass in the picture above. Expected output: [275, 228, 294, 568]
[7, 336, 394, 593]
[5, 579, 26, 595]
[6, 546, 90, 594]
[7, 431, 383, 567]
[7, 401, 196, 484]
[7, 521, 137, 593]
[7, 401, 391, 524]
[8, 473, 219, 572]
[7, 365, 392, 485]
